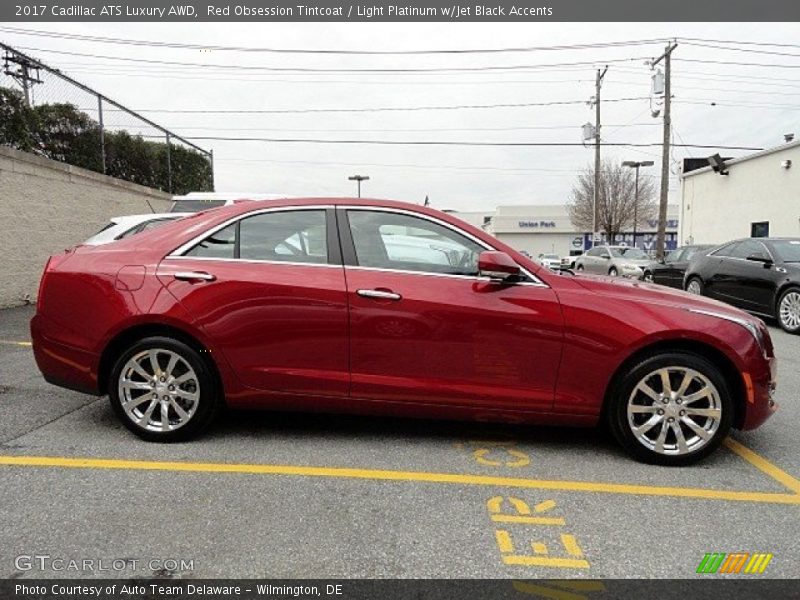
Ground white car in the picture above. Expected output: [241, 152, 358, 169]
[170, 192, 293, 213]
[537, 253, 562, 270]
[83, 213, 191, 246]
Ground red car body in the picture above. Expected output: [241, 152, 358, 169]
[31, 198, 776, 434]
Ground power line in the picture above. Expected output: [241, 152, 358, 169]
[681, 40, 800, 59]
[119, 96, 650, 115]
[0, 27, 671, 55]
[677, 57, 800, 69]
[14, 45, 651, 73]
[180, 136, 763, 149]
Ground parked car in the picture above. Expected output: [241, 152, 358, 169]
[83, 213, 192, 246]
[574, 245, 652, 278]
[537, 253, 562, 270]
[684, 237, 800, 333]
[32, 198, 776, 465]
[642, 245, 714, 288]
[170, 192, 292, 213]
[561, 255, 579, 270]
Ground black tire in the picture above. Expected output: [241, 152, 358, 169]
[609, 266, 619, 276]
[642, 270, 653, 283]
[776, 287, 800, 334]
[576, 264, 584, 272]
[685, 276, 704, 296]
[606, 351, 733, 466]
[108, 336, 221, 442]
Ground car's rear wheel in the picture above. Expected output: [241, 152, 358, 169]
[607, 352, 732, 465]
[576, 264, 584, 272]
[109, 336, 220, 442]
[643, 270, 653, 283]
[686, 277, 703, 295]
[777, 287, 800, 334]
[609, 267, 619, 276]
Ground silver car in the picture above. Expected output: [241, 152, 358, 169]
[574, 245, 652, 278]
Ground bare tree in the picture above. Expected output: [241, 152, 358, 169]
[567, 160, 657, 242]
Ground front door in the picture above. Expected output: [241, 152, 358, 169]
[339, 208, 564, 412]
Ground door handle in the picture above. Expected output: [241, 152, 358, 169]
[174, 271, 216, 282]
[357, 289, 402, 301]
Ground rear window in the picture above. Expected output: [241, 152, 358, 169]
[171, 199, 226, 213]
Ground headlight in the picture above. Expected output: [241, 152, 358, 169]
[686, 308, 766, 353]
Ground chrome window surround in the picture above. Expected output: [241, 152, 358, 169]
[166, 204, 547, 287]
[340, 205, 546, 287]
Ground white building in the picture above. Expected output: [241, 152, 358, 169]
[453, 204, 679, 258]
[679, 139, 800, 245]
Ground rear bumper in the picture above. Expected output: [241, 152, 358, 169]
[30, 314, 101, 396]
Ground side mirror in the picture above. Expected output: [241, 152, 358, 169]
[746, 253, 773, 267]
[478, 251, 521, 282]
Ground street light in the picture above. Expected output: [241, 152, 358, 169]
[348, 174, 370, 198]
[622, 160, 654, 246]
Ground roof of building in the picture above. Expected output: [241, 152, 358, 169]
[682, 138, 800, 178]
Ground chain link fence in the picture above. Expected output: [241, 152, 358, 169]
[0, 41, 213, 194]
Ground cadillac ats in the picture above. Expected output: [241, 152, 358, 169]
[31, 198, 777, 465]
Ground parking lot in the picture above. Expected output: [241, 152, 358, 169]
[0, 304, 798, 580]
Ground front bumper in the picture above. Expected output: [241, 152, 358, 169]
[740, 354, 778, 431]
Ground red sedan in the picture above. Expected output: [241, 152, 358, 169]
[31, 198, 777, 465]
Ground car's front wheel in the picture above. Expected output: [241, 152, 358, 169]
[607, 352, 732, 466]
[109, 336, 220, 442]
[777, 287, 800, 334]
[576, 264, 584, 272]
[609, 266, 619, 276]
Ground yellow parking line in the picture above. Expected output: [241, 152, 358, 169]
[724, 437, 800, 495]
[0, 454, 798, 505]
[0, 340, 32, 347]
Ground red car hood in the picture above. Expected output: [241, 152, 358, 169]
[571, 273, 760, 323]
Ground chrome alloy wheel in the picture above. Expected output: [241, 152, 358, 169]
[686, 279, 702, 295]
[118, 349, 199, 432]
[779, 291, 800, 331]
[627, 366, 722, 456]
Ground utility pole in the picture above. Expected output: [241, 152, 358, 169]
[348, 174, 369, 198]
[590, 66, 608, 247]
[651, 42, 678, 260]
[2, 48, 42, 107]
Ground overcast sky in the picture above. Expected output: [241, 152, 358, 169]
[2, 21, 799, 212]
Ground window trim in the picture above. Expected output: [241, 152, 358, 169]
[336, 206, 546, 287]
[166, 205, 341, 268]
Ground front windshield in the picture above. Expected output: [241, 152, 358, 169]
[772, 240, 800, 262]
[609, 247, 648, 259]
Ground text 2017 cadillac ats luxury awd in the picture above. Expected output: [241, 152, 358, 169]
[31, 198, 777, 465]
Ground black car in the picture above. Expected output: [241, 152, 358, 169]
[642, 244, 714, 288]
[683, 237, 800, 333]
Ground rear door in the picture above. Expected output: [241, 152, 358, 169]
[339, 207, 564, 412]
[158, 206, 350, 397]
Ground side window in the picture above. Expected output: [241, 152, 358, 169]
[185, 223, 237, 259]
[347, 210, 484, 276]
[585, 248, 600, 257]
[240, 210, 327, 264]
[731, 240, 765, 260]
[712, 242, 740, 258]
[183, 211, 327, 263]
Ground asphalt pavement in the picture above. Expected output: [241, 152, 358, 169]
[0, 305, 798, 579]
